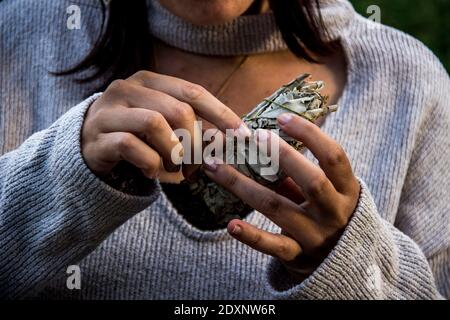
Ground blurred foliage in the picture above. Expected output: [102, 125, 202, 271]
[349, 0, 450, 72]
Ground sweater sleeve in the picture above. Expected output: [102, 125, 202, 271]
[265, 180, 446, 299]
[264, 70, 450, 301]
[0, 94, 161, 299]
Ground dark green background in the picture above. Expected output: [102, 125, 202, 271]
[349, 0, 450, 72]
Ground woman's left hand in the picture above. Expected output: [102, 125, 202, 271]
[203, 113, 361, 281]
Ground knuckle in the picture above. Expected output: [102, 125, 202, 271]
[323, 146, 347, 167]
[173, 101, 195, 119]
[329, 203, 351, 229]
[135, 70, 155, 79]
[116, 133, 135, 152]
[261, 194, 281, 214]
[89, 107, 108, 123]
[182, 83, 206, 101]
[85, 108, 108, 133]
[305, 174, 328, 198]
[334, 212, 350, 229]
[275, 239, 291, 260]
[108, 79, 128, 94]
[144, 111, 165, 131]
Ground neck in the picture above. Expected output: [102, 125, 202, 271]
[147, 0, 288, 56]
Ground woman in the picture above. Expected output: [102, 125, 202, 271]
[0, 0, 448, 299]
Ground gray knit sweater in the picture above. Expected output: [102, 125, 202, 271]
[0, 0, 449, 299]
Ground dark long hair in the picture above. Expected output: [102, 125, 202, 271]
[57, 0, 337, 93]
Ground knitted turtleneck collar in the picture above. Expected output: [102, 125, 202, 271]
[146, 0, 355, 56]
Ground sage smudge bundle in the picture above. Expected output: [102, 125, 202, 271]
[183, 74, 338, 222]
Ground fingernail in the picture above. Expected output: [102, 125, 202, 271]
[235, 123, 252, 139]
[255, 129, 270, 142]
[203, 157, 217, 172]
[277, 113, 293, 125]
[230, 224, 241, 235]
[170, 143, 184, 165]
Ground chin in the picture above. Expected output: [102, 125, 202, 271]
[158, 0, 256, 25]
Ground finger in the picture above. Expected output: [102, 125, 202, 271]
[277, 113, 356, 194]
[227, 219, 302, 262]
[127, 71, 249, 135]
[94, 108, 184, 172]
[97, 132, 161, 178]
[104, 80, 197, 130]
[255, 129, 340, 212]
[203, 161, 316, 242]
[102, 79, 202, 176]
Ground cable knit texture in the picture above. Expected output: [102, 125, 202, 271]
[0, 0, 449, 299]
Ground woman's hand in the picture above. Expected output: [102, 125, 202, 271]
[203, 113, 361, 281]
[82, 71, 245, 179]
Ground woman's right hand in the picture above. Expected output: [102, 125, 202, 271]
[81, 70, 246, 180]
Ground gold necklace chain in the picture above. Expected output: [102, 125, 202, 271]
[152, 45, 248, 100]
